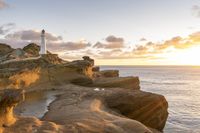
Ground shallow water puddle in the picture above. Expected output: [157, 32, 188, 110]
[14, 90, 62, 119]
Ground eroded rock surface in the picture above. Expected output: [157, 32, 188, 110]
[0, 85, 167, 133]
[0, 43, 168, 133]
[95, 70, 119, 78]
[0, 89, 24, 133]
[22, 43, 40, 56]
[42, 85, 166, 132]
[105, 90, 168, 131]
[91, 77, 140, 89]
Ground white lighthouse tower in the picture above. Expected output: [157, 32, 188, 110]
[39, 29, 46, 55]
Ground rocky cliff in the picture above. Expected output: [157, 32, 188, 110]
[0, 43, 168, 133]
[0, 44, 14, 57]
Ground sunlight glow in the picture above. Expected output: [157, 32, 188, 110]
[164, 45, 200, 66]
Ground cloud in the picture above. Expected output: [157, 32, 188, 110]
[51, 31, 200, 60]
[93, 41, 124, 49]
[6, 30, 62, 41]
[106, 35, 124, 43]
[0, 28, 91, 51]
[48, 41, 91, 51]
[91, 31, 200, 60]
[2, 27, 200, 61]
[189, 31, 200, 42]
[93, 35, 125, 49]
[59, 49, 97, 60]
[132, 35, 198, 56]
[0, 38, 30, 48]
[0, 23, 15, 35]
[192, 5, 200, 17]
[140, 38, 147, 41]
[0, 0, 8, 10]
[0, 38, 91, 51]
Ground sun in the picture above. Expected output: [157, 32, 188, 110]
[165, 45, 200, 66]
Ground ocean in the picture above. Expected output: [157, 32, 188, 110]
[100, 66, 200, 133]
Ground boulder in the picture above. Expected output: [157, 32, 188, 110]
[105, 90, 168, 131]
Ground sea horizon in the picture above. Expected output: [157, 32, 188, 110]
[1, 0, 200, 132]
[101, 65, 200, 132]
[99, 65, 200, 67]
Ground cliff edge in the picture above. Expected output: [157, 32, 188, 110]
[0, 43, 168, 133]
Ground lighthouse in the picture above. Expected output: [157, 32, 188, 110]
[39, 29, 46, 55]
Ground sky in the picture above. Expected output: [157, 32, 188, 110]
[1, 0, 200, 65]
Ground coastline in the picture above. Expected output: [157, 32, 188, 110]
[0, 43, 168, 133]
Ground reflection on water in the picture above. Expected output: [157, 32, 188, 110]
[101, 66, 200, 133]
[15, 90, 61, 118]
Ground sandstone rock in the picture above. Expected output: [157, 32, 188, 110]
[41, 54, 65, 64]
[0, 89, 24, 129]
[92, 66, 100, 72]
[70, 76, 93, 86]
[23, 43, 54, 57]
[0, 58, 94, 89]
[3, 116, 65, 133]
[65, 60, 94, 78]
[0, 44, 13, 56]
[82, 56, 94, 66]
[105, 90, 168, 131]
[42, 85, 167, 132]
[67, 60, 93, 69]
[0, 44, 168, 132]
[98, 70, 119, 78]
[22, 43, 40, 56]
[0, 85, 166, 133]
[91, 77, 140, 89]
[0, 85, 167, 133]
